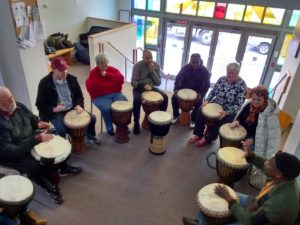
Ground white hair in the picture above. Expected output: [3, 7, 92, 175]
[95, 53, 109, 65]
[227, 62, 240, 72]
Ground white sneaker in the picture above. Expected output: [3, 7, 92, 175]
[189, 121, 195, 129]
[172, 116, 179, 124]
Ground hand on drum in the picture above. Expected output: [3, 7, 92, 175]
[218, 111, 227, 120]
[36, 131, 54, 142]
[214, 184, 235, 203]
[241, 140, 253, 158]
[230, 120, 240, 128]
[53, 104, 65, 112]
[144, 84, 153, 91]
[74, 105, 84, 113]
[201, 101, 208, 108]
[37, 121, 50, 129]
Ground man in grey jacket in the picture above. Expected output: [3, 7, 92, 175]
[131, 50, 168, 135]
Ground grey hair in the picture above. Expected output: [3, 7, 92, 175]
[95, 53, 109, 65]
[227, 62, 240, 72]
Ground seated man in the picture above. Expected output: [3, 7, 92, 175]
[188, 62, 247, 147]
[0, 87, 80, 204]
[172, 53, 210, 128]
[86, 53, 127, 136]
[131, 49, 168, 135]
[36, 57, 100, 145]
[183, 146, 300, 225]
[0, 170, 47, 225]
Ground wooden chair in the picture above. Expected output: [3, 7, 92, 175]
[278, 110, 293, 135]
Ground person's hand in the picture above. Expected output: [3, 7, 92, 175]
[53, 104, 65, 112]
[201, 101, 208, 108]
[218, 111, 227, 120]
[214, 184, 235, 202]
[230, 120, 239, 128]
[36, 131, 53, 142]
[144, 84, 153, 91]
[74, 105, 83, 113]
[100, 70, 106, 77]
[148, 63, 155, 73]
[242, 139, 253, 158]
[37, 121, 50, 129]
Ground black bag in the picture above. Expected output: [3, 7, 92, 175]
[74, 42, 90, 65]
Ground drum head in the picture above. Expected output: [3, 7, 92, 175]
[202, 103, 223, 118]
[148, 111, 172, 125]
[0, 175, 34, 206]
[141, 91, 163, 102]
[64, 110, 91, 128]
[32, 135, 71, 164]
[177, 89, 197, 100]
[111, 101, 133, 112]
[196, 183, 238, 218]
[219, 123, 247, 140]
[217, 147, 248, 168]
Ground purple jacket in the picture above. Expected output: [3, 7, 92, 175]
[174, 64, 210, 97]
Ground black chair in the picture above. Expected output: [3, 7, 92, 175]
[79, 26, 111, 48]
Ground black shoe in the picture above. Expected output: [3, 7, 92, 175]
[107, 130, 115, 136]
[85, 136, 101, 145]
[182, 217, 199, 225]
[48, 185, 64, 204]
[133, 123, 140, 135]
[59, 165, 83, 177]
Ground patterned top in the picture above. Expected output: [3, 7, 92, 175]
[206, 76, 247, 115]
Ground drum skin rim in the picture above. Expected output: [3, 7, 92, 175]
[219, 123, 247, 141]
[111, 101, 133, 112]
[0, 175, 34, 206]
[177, 88, 198, 101]
[202, 103, 223, 119]
[216, 148, 249, 169]
[141, 91, 163, 102]
[63, 110, 91, 128]
[148, 111, 172, 125]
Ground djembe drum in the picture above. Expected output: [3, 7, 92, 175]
[196, 183, 239, 225]
[219, 123, 247, 148]
[206, 147, 249, 185]
[111, 101, 133, 144]
[148, 111, 172, 155]
[141, 91, 163, 130]
[176, 88, 198, 126]
[64, 110, 91, 154]
[202, 103, 223, 127]
[0, 175, 34, 218]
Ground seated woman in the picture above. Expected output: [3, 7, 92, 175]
[188, 62, 247, 147]
[86, 54, 127, 136]
[231, 85, 280, 157]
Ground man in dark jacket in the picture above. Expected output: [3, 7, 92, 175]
[171, 53, 210, 128]
[36, 57, 100, 145]
[182, 146, 300, 225]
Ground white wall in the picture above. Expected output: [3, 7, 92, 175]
[38, 0, 118, 42]
[117, 0, 131, 10]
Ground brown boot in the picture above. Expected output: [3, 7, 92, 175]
[21, 210, 47, 225]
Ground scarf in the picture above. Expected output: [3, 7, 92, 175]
[246, 101, 268, 124]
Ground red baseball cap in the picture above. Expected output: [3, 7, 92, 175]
[51, 57, 68, 72]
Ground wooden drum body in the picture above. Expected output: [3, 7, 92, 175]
[0, 175, 34, 218]
[176, 89, 198, 126]
[196, 183, 239, 225]
[207, 147, 249, 185]
[219, 123, 247, 148]
[111, 101, 133, 144]
[148, 111, 172, 155]
[141, 91, 163, 130]
[202, 103, 223, 128]
[64, 110, 91, 154]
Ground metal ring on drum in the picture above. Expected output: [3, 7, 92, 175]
[201, 103, 223, 128]
[219, 123, 247, 148]
[0, 175, 34, 218]
[206, 147, 249, 186]
[141, 91, 163, 130]
[196, 183, 239, 225]
[176, 89, 198, 126]
[111, 101, 133, 144]
[63, 110, 91, 154]
[148, 111, 172, 155]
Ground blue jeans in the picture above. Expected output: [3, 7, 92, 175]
[196, 192, 248, 225]
[0, 213, 18, 225]
[92, 92, 127, 133]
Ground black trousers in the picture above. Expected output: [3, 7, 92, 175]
[132, 88, 168, 124]
[193, 109, 236, 142]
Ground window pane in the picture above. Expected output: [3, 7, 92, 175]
[147, 0, 161, 11]
[263, 8, 285, 25]
[133, 15, 145, 48]
[244, 5, 265, 23]
[197, 1, 215, 18]
[214, 3, 227, 19]
[182, 0, 197, 16]
[277, 34, 293, 65]
[134, 0, 146, 10]
[146, 17, 159, 45]
[166, 0, 180, 14]
[225, 4, 245, 21]
[289, 10, 300, 27]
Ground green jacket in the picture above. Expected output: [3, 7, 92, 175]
[229, 154, 299, 225]
[0, 103, 40, 161]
